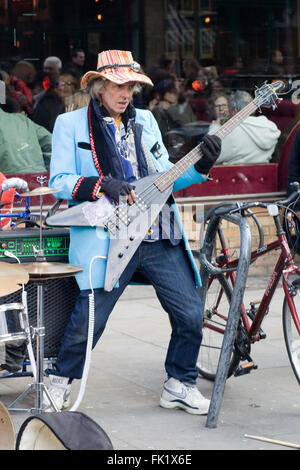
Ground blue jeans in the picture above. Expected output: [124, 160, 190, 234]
[47, 240, 203, 384]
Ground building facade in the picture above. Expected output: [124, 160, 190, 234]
[0, 0, 299, 77]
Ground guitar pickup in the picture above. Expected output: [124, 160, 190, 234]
[104, 195, 148, 236]
[105, 206, 131, 235]
[135, 195, 148, 212]
[116, 206, 131, 227]
[105, 219, 117, 235]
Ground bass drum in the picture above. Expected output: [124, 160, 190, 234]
[0, 303, 27, 344]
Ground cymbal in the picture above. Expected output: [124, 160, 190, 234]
[21, 262, 83, 280]
[0, 402, 15, 450]
[0, 262, 29, 296]
[0, 280, 24, 297]
[21, 187, 60, 197]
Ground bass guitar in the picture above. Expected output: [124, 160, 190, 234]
[46, 80, 285, 291]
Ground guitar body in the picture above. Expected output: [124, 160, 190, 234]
[104, 173, 173, 291]
[46, 173, 173, 291]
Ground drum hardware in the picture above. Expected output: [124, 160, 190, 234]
[21, 187, 60, 197]
[0, 262, 29, 296]
[8, 177, 82, 414]
[0, 401, 15, 450]
[0, 303, 28, 344]
[8, 264, 82, 413]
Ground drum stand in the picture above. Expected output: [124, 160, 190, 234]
[8, 177, 82, 414]
[8, 279, 59, 413]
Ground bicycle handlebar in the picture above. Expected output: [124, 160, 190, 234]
[212, 183, 300, 218]
[0, 178, 29, 193]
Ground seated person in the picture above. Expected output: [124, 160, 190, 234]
[0, 342, 26, 377]
[151, 84, 196, 138]
[0, 98, 51, 174]
[209, 91, 281, 165]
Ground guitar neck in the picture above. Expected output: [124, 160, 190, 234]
[154, 100, 258, 192]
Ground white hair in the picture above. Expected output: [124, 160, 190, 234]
[43, 56, 62, 69]
[87, 77, 141, 103]
[231, 90, 253, 112]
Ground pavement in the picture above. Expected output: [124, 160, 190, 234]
[1, 275, 300, 452]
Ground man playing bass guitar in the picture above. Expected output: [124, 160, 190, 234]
[45, 50, 221, 414]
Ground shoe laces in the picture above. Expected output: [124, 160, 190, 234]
[184, 384, 207, 405]
[48, 383, 70, 403]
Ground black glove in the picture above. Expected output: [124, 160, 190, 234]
[194, 135, 221, 175]
[100, 174, 135, 201]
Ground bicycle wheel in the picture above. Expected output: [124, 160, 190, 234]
[197, 274, 240, 381]
[282, 278, 300, 385]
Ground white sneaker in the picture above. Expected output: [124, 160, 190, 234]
[44, 375, 72, 412]
[160, 377, 210, 415]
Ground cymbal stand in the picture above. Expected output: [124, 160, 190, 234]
[9, 177, 58, 413]
[34, 175, 47, 262]
[8, 283, 59, 413]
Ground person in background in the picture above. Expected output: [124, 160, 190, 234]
[151, 81, 196, 138]
[182, 58, 202, 83]
[151, 84, 180, 136]
[67, 48, 86, 80]
[208, 90, 281, 165]
[32, 57, 63, 110]
[266, 49, 285, 75]
[11, 60, 36, 91]
[32, 71, 74, 132]
[64, 89, 90, 112]
[0, 61, 35, 116]
[43, 56, 62, 82]
[55, 72, 79, 103]
[209, 92, 233, 126]
[44, 49, 221, 415]
[147, 54, 176, 85]
[0, 99, 51, 174]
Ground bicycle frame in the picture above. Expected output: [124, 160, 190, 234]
[208, 212, 300, 342]
[0, 195, 40, 225]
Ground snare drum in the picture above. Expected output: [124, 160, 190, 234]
[0, 303, 28, 344]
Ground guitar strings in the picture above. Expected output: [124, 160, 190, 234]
[104, 102, 261, 228]
[104, 82, 282, 230]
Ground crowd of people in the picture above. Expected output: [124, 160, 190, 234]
[0, 49, 289, 177]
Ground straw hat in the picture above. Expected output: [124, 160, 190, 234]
[81, 50, 153, 88]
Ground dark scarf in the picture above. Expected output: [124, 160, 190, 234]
[73, 100, 149, 202]
[89, 99, 148, 182]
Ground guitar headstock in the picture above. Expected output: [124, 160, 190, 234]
[254, 80, 286, 109]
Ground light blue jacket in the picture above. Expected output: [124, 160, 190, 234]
[49, 106, 206, 290]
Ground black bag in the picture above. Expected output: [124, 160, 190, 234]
[16, 411, 113, 450]
[283, 209, 300, 255]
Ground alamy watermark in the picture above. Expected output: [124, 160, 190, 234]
[0, 80, 5, 104]
[290, 80, 300, 104]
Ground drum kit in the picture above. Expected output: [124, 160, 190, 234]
[0, 179, 82, 413]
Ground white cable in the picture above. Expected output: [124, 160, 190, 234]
[21, 289, 37, 380]
[70, 255, 106, 411]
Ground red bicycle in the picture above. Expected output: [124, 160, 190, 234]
[195, 183, 300, 386]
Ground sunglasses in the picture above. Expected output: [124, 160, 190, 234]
[57, 81, 75, 87]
